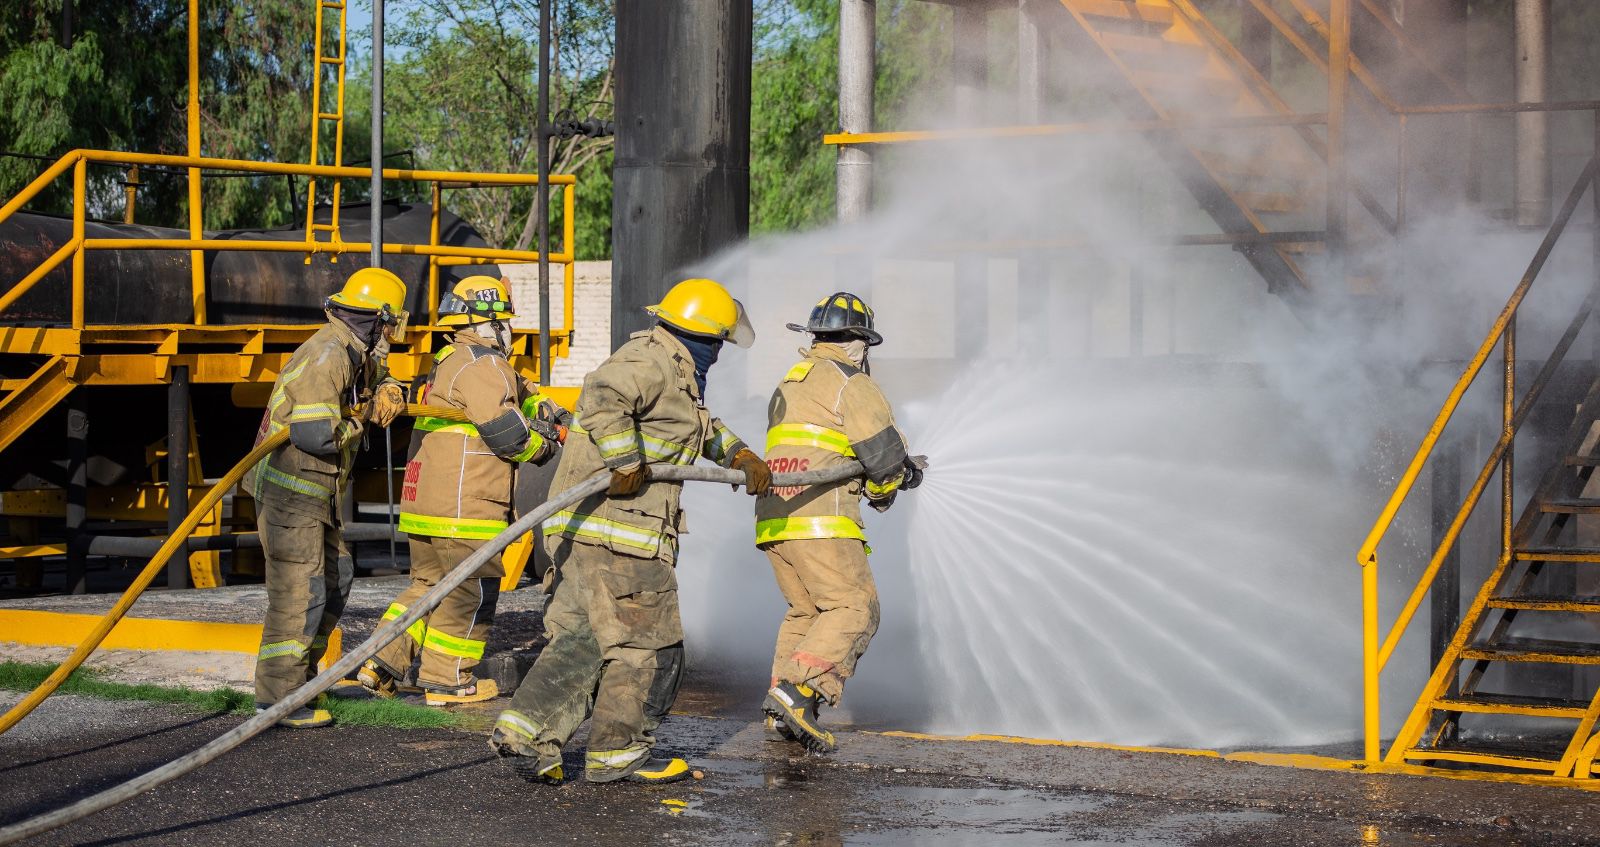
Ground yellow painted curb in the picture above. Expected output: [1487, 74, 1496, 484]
[872, 730, 1600, 791]
[0, 609, 342, 668]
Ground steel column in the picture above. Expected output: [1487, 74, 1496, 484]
[1017, 0, 1049, 357]
[371, 0, 385, 264]
[953, 3, 990, 354]
[65, 395, 88, 595]
[1326, 0, 1350, 287]
[838, 0, 875, 224]
[166, 366, 190, 590]
[537, 0, 553, 384]
[1514, 0, 1551, 228]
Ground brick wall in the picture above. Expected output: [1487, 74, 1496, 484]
[502, 260, 613, 387]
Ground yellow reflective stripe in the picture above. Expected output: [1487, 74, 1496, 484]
[435, 345, 457, 363]
[594, 429, 638, 459]
[585, 746, 649, 769]
[767, 423, 855, 456]
[260, 465, 332, 500]
[382, 602, 428, 645]
[413, 415, 480, 436]
[640, 432, 698, 465]
[784, 361, 813, 383]
[423, 628, 486, 660]
[542, 510, 663, 554]
[258, 640, 308, 661]
[495, 709, 544, 741]
[706, 424, 740, 462]
[398, 512, 509, 540]
[755, 516, 866, 545]
[288, 402, 340, 422]
[512, 432, 546, 463]
[865, 476, 902, 497]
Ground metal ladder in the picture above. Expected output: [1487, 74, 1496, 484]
[303, 0, 350, 260]
[1391, 372, 1600, 777]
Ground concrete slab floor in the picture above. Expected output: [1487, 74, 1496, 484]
[2, 691, 1599, 846]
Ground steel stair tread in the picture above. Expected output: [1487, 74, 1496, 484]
[1513, 546, 1600, 561]
[1431, 691, 1589, 718]
[1064, 0, 1178, 25]
[1401, 740, 1563, 771]
[1536, 498, 1600, 514]
[1488, 594, 1600, 612]
[1562, 454, 1600, 466]
[1461, 636, 1600, 664]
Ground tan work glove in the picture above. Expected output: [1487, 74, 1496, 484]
[370, 382, 407, 428]
[609, 459, 647, 497]
[730, 448, 772, 496]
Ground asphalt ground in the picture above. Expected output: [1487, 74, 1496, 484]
[4, 689, 1600, 846]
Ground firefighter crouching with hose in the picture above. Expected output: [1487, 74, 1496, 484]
[490, 278, 773, 785]
[243, 267, 411, 729]
[359, 276, 570, 706]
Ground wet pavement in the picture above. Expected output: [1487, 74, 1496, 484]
[3, 690, 1600, 846]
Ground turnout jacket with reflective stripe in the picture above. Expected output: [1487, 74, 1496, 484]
[542, 326, 750, 563]
[400, 328, 558, 539]
[754, 343, 909, 545]
[243, 317, 395, 523]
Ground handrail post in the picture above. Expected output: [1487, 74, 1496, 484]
[1363, 554, 1380, 761]
[428, 181, 441, 327]
[186, 0, 206, 325]
[1503, 317, 1516, 556]
[1326, 0, 1351, 286]
[71, 158, 85, 330]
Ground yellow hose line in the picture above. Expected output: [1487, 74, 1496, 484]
[0, 428, 288, 736]
[0, 404, 465, 737]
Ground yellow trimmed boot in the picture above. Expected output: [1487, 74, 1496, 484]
[424, 677, 499, 706]
[357, 660, 398, 699]
[763, 682, 835, 753]
[259, 704, 333, 729]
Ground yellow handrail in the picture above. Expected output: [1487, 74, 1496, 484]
[0, 428, 287, 735]
[0, 403, 482, 736]
[1353, 151, 1600, 762]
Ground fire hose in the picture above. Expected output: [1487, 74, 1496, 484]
[0, 458, 868, 844]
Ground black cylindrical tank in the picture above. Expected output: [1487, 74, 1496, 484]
[0, 202, 495, 326]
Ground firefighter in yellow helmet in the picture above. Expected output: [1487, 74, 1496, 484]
[359, 276, 568, 706]
[243, 266, 411, 728]
[758, 292, 923, 752]
[490, 278, 771, 785]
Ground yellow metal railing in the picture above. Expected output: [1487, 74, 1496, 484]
[1354, 150, 1600, 763]
[0, 149, 578, 350]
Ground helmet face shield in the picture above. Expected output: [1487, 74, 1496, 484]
[728, 299, 755, 348]
[384, 306, 410, 344]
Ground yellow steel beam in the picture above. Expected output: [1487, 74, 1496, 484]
[0, 609, 341, 664]
[0, 484, 223, 522]
[75, 149, 576, 186]
[81, 237, 574, 265]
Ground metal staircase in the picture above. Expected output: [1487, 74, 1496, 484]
[1052, 0, 1405, 299]
[1390, 373, 1600, 777]
[0, 356, 74, 456]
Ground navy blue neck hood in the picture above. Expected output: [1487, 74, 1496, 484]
[662, 323, 722, 396]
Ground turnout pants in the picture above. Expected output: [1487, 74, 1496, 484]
[492, 539, 684, 778]
[373, 535, 503, 688]
[254, 505, 351, 706]
[764, 538, 879, 705]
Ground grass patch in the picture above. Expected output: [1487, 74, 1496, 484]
[0, 661, 456, 730]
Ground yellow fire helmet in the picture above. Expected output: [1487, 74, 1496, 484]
[645, 278, 754, 347]
[327, 266, 410, 342]
[438, 275, 517, 327]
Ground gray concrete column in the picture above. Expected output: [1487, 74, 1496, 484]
[837, 0, 875, 223]
[1514, 0, 1551, 228]
[611, 1, 753, 346]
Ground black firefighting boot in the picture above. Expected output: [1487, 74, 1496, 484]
[259, 704, 333, 729]
[497, 750, 565, 785]
[585, 755, 693, 785]
[763, 682, 835, 753]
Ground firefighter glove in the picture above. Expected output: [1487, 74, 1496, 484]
[370, 382, 407, 427]
[730, 448, 772, 496]
[529, 418, 562, 449]
[868, 491, 897, 513]
[609, 460, 647, 497]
